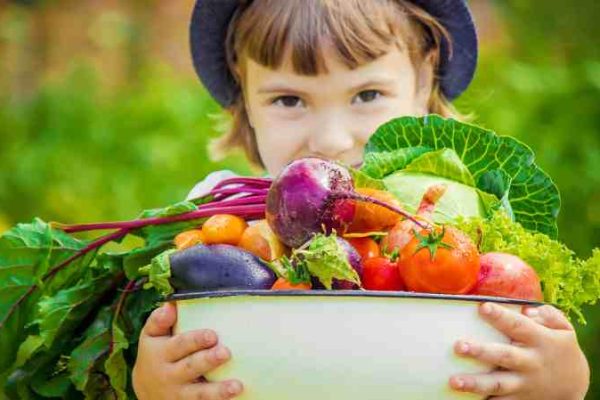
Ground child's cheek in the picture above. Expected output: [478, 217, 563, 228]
[255, 126, 307, 176]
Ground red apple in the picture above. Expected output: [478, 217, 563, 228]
[470, 252, 543, 301]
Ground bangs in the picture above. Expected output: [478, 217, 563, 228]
[230, 0, 423, 76]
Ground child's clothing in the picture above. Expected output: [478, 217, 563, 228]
[186, 170, 239, 200]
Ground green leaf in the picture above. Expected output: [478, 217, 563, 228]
[477, 169, 514, 218]
[362, 115, 561, 237]
[349, 168, 386, 190]
[403, 149, 476, 187]
[296, 234, 360, 289]
[67, 289, 159, 399]
[361, 146, 431, 179]
[0, 219, 89, 375]
[123, 241, 173, 280]
[68, 308, 113, 392]
[30, 359, 73, 398]
[104, 322, 128, 400]
[14, 258, 122, 371]
[121, 289, 160, 342]
[137, 200, 198, 219]
[135, 201, 204, 247]
[140, 249, 176, 296]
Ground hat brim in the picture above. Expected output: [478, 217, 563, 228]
[190, 0, 478, 107]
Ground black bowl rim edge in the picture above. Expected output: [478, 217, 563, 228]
[167, 289, 544, 306]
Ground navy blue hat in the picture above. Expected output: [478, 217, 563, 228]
[190, 0, 478, 107]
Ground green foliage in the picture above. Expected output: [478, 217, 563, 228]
[0, 216, 169, 398]
[0, 64, 252, 230]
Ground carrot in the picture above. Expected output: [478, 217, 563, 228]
[271, 277, 312, 290]
[347, 188, 404, 233]
[202, 214, 248, 245]
[174, 229, 205, 250]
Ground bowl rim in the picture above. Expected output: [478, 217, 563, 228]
[168, 289, 544, 306]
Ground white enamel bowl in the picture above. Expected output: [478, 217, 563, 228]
[173, 290, 540, 400]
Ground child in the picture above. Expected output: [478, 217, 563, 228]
[132, 0, 590, 399]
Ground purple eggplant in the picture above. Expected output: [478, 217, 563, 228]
[169, 244, 276, 292]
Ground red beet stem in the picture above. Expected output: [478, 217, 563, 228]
[208, 194, 267, 207]
[210, 187, 268, 197]
[109, 278, 138, 354]
[56, 204, 265, 233]
[212, 177, 272, 190]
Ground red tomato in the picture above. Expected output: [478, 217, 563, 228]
[362, 257, 405, 291]
[399, 226, 480, 294]
[346, 237, 380, 260]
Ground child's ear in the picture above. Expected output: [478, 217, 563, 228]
[414, 51, 435, 115]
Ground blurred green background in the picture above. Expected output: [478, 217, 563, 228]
[0, 0, 598, 397]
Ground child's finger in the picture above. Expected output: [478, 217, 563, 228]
[479, 302, 544, 345]
[165, 329, 219, 362]
[454, 339, 538, 371]
[523, 305, 573, 331]
[449, 371, 523, 395]
[181, 379, 243, 400]
[141, 302, 177, 338]
[174, 345, 233, 383]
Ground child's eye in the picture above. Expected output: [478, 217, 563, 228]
[272, 96, 305, 108]
[352, 90, 382, 104]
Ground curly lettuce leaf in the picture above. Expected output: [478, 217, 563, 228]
[453, 211, 600, 322]
[362, 115, 560, 237]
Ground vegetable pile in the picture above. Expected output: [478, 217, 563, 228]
[1, 116, 599, 399]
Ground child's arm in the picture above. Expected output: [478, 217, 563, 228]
[449, 302, 589, 399]
[132, 303, 243, 399]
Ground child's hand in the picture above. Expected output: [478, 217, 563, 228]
[132, 302, 244, 400]
[449, 302, 589, 399]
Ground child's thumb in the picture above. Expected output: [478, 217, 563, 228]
[142, 302, 177, 337]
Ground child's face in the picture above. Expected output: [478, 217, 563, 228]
[244, 45, 432, 176]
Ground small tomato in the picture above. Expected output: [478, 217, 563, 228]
[362, 257, 405, 291]
[202, 214, 248, 245]
[346, 237, 380, 260]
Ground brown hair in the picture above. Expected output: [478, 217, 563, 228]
[210, 0, 464, 168]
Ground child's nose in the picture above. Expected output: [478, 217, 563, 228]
[307, 115, 355, 158]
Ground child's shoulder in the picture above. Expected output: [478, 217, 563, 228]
[185, 169, 239, 200]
